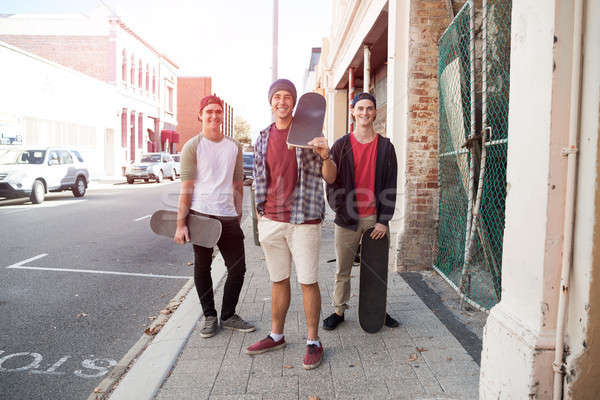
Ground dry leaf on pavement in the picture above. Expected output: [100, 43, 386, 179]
[408, 353, 418, 362]
[145, 323, 164, 336]
[283, 365, 294, 369]
[416, 347, 427, 353]
[308, 397, 319, 400]
[160, 309, 172, 315]
[148, 316, 156, 320]
[77, 313, 88, 318]
[187, 261, 193, 266]
[93, 388, 103, 393]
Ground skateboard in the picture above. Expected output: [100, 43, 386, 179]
[286, 92, 326, 148]
[358, 227, 389, 333]
[149, 210, 222, 248]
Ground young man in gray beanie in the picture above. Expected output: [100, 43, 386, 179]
[246, 79, 333, 370]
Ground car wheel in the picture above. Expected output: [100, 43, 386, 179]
[30, 180, 45, 204]
[127, 177, 134, 184]
[144, 178, 149, 183]
[156, 170, 163, 183]
[72, 176, 86, 197]
[169, 168, 175, 181]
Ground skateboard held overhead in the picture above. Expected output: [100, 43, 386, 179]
[286, 92, 326, 148]
[358, 227, 389, 333]
[150, 210, 222, 248]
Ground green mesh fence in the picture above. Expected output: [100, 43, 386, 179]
[435, 0, 511, 310]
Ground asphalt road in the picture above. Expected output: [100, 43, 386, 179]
[0, 180, 210, 400]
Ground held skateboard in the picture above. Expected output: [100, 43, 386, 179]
[358, 227, 389, 333]
[149, 210, 222, 248]
[286, 92, 326, 148]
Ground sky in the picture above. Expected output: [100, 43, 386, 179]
[2, 0, 332, 135]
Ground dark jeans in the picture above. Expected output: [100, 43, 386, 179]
[192, 214, 246, 321]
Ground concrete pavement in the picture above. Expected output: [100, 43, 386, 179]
[108, 213, 481, 400]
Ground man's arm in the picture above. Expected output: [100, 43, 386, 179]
[308, 136, 337, 184]
[234, 180, 243, 219]
[174, 180, 194, 244]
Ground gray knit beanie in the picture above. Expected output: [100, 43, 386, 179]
[268, 79, 297, 105]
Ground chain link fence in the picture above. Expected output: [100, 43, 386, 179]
[435, 0, 511, 310]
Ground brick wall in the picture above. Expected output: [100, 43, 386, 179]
[397, 0, 465, 270]
[177, 77, 212, 151]
[0, 35, 112, 82]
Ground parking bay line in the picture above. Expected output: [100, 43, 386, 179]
[5, 254, 191, 280]
[134, 214, 152, 222]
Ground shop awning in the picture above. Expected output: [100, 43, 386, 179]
[161, 130, 178, 143]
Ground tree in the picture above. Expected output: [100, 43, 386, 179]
[234, 115, 252, 144]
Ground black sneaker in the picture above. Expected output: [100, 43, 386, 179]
[323, 312, 344, 330]
[384, 313, 399, 328]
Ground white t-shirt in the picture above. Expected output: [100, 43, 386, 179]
[180, 134, 243, 217]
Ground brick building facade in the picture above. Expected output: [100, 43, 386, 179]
[314, 0, 465, 271]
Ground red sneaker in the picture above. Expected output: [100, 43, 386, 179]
[245, 335, 286, 355]
[302, 344, 323, 370]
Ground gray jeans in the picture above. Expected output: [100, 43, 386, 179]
[332, 215, 377, 314]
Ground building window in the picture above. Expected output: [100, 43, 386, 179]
[121, 108, 127, 147]
[152, 68, 156, 94]
[122, 49, 127, 82]
[138, 60, 143, 88]
[145, 63, 149, 91]
[168, 87, 173, 113]
[130, 55, 135, 85]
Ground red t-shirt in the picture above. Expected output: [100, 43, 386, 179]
[350, 133, 378, 217]
[264, 125, 297, 222]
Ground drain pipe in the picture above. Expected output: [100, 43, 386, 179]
[553, 0, 584, 398]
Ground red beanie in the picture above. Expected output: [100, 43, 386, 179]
[199, 95, 224, 113]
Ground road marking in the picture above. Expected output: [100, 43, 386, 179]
[6, 254, 48, 268]
[134, 214, 151, 222]
[7, 265, 191, 280]
[0, 199, 86, 214]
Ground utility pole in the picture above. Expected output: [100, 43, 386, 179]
[272, 0, 278, 82]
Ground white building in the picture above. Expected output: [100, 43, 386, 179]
[0, 12, 179, 177]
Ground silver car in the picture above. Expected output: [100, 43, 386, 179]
[125, 152, 176, 184]
[0, 147, 90, 204]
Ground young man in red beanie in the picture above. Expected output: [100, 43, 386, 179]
[245, 79, 334, 370]
[174, 95, 255, 338]
[310, 92, 400, 331]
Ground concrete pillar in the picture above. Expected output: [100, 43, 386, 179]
[326, 83, 348, 143]
[386, 0, 410, 271]
[363, 44, 371, 92]
[479, 1, 579, 398]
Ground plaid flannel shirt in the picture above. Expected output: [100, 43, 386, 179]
[253, 124, 325, 224]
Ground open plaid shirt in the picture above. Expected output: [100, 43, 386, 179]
[253, 124, 325, 224]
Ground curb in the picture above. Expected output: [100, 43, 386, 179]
[88, 253, 227, 400]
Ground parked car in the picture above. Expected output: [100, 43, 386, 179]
[0, 147, 89, 204]
[125, 152, 176, 184]
[171, 154, 181, 178]
[243, 152, 254, 180]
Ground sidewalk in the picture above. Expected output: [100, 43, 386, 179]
[144, 212, 481, 400]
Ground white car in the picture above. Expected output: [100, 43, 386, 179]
[0, 147, 90, 204]
[125, 152, 176, 184]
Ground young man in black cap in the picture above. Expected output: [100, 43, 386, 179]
[309, 92, 400, 330]
[246, 79, 332, 370]
[174, 95, 255, 338]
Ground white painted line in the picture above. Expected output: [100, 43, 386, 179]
[6, 265, 191, 280]
[134, 215, 152, 222]
[5, 254, 48, 268]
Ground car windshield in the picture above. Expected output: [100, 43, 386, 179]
[140, 155, 161, 163]
[243, 153, 254, 167]
[0, 150, 46, 165]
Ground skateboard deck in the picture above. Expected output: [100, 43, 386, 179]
[358, 227, 389, 333]
[150, 210, 222, 248]
[286, 92, 326, 148]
